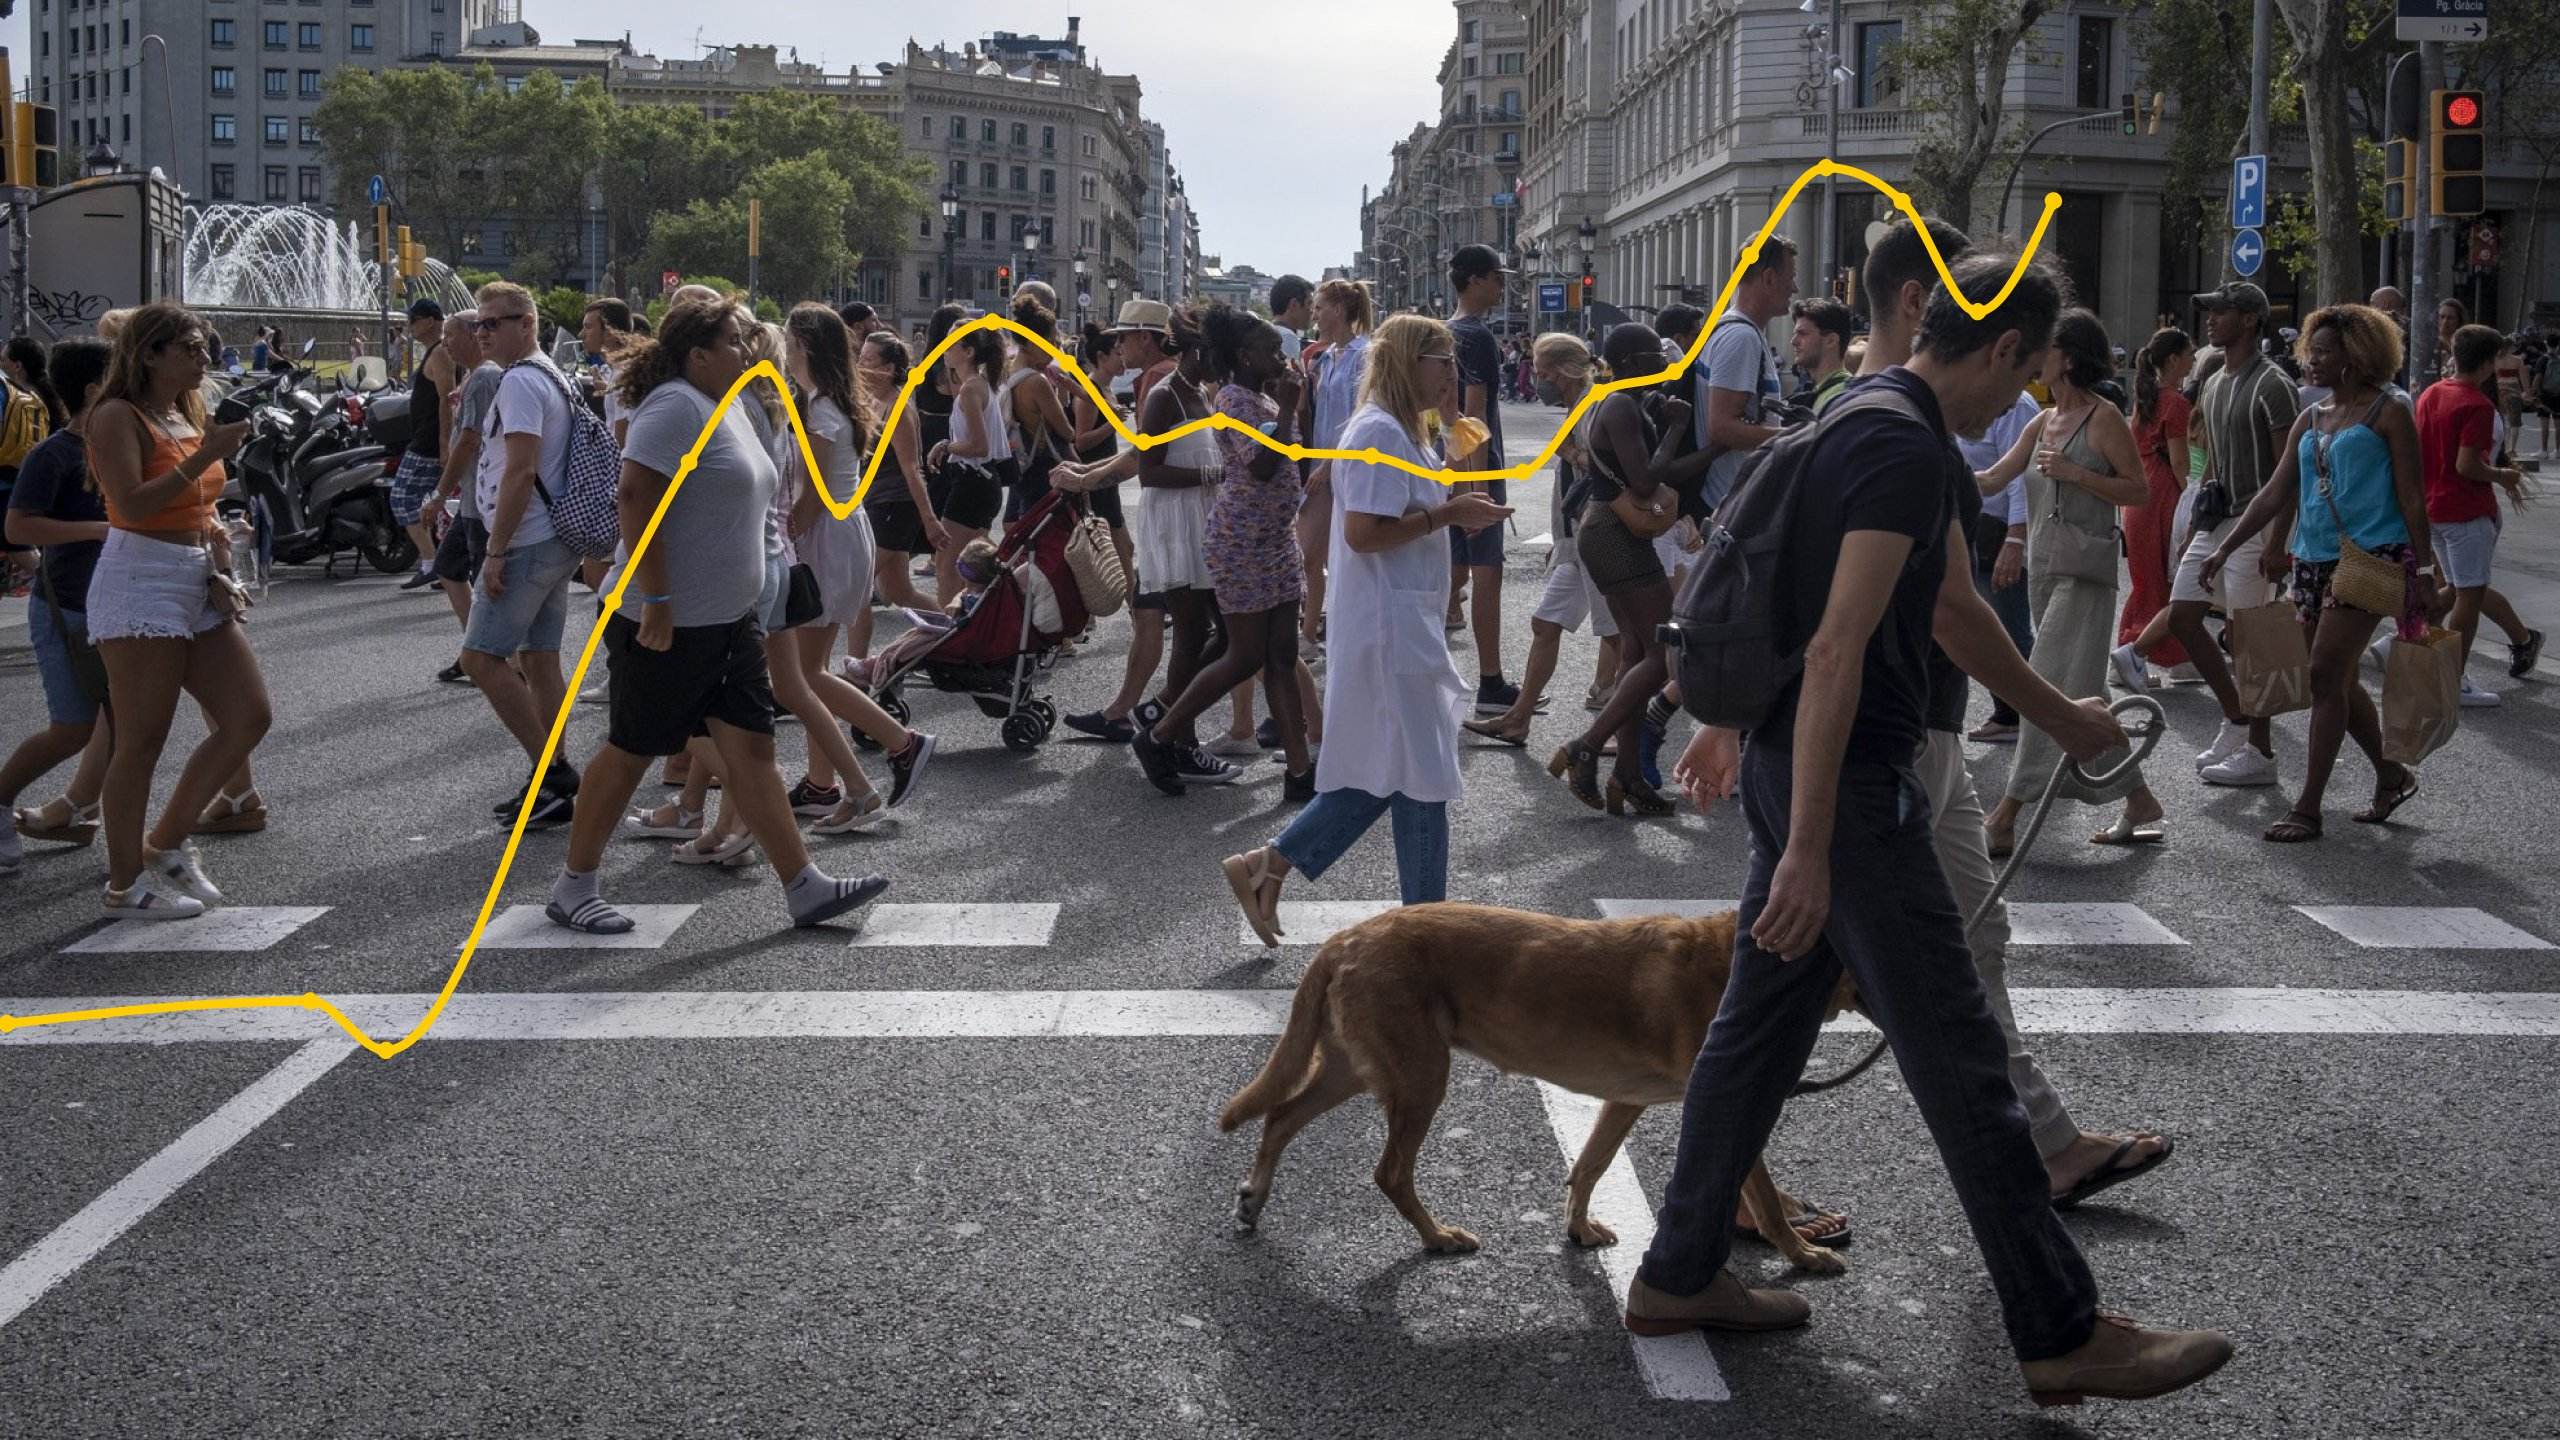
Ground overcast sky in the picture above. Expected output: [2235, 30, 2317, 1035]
[2, 4, 1453, 277]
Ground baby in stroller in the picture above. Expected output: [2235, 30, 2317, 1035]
[841, 538, 1062, 689]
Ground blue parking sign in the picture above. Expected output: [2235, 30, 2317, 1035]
[2232, 156, 2267, 231]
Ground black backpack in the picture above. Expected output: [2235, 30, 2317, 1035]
[1657, 387, 1927, 731]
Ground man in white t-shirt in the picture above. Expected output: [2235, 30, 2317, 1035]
[1692, 236, 1798, 509]
[459, 281, 587, 826]
[1267, 274, 1312, 366]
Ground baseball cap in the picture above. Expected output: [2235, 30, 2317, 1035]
[1449, 244, 1508, 286]
[2198, 282, 2270, 318]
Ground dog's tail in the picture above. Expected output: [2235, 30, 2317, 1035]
[1218, 944, 1337, 1132]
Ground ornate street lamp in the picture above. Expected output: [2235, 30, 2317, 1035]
[940, 188, 961, 304]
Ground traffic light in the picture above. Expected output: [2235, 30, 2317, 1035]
[2383, 139, 2413, 223]
[2121, 92, 2137, 137]
[2431, 89, 2486, 218]
[8, 101, 58, 189]
[997, 264, 1012, 287]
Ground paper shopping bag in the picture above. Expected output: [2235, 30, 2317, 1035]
[2382, 625, 2464, 766]
[2228, 602, 2311, 719]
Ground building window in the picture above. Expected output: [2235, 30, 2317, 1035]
[949, 115, 965, 140]
[1010, 165, 1027, 191]
[430, 31, 443, 56]
[264, 165, 287, 202]
[212, 113, 237, 144]
[1040, 168, 1055, 196]
[1010, 214, 1028, 244]
[1463, 19, 1479, 41]
[123, 19, 132, 47]
[504, 75, 525, 95]
[1855, 22, 1902, 109]
[460, 231, 481, 255]
[980, 119, 996, 143]
[122, 112, 131, 143]
[949, 159, 966, 187]
[211, 18, 236, 47]
[919, 114, 932, 138]
[264, 21, 287, 49]
[1463, 56, 1478, 77]
[1500, 88, 1521, 116]
[979, 211, 996, 241]
[298, 22, 321, 49]
[1082, 135, 1098, 158]
[264, 116, 289, 145]
[300, 69, 323, 98]
[212, 66, 236, 96]
[919, 269, 933, 301]
[350, 24, 373, 51]
[920, 213, 932, 238]
[1041, 125, 1055, 152]
[261, 68, 284, 97]
[2075, 17, 2114, 112]
[300, 167, 323, 202]
[1080, 175, 1097, 201]
[211, 163, 236, 199]
[300, 118, 321, 146]
[1010, 122, 1027, 146]
[1501, 130, 1519, 157]
[1040, 217, 1054, 247]
[1497, 53, 1523, 75]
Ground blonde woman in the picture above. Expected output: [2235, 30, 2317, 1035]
[82, 304, 264, 917]
[1222, 315, 1511, 944]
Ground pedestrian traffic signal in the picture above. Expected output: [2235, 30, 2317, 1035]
[2383, 139, 2414, 223]
[2431, 89, 2486, 218]
[998, 265, 1012, 287]
[2121, 93, 2137, 137]
[8, 101, 58, 189]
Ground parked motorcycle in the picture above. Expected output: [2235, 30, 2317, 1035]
[216, 341, 415, 576]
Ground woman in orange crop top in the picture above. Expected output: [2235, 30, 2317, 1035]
[82, 302, 268, 920]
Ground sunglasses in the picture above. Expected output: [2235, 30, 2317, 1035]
[1419, 351, 1457, 364]
[473, 313, 531, 333]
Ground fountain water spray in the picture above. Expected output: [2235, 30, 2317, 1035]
[181, 203, 474, 312]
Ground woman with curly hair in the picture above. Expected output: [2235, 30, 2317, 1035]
[2203, 303, 2432, 843]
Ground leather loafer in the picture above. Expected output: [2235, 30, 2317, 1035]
[1622, 1271, 1811, 1336]
[2021, 1313, 2234, 1407]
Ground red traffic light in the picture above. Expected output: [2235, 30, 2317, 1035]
[998, 265, 1012, 283]
[2446, 95, 2480, 128]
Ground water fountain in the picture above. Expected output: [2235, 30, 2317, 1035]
[180, 203, 476, 364]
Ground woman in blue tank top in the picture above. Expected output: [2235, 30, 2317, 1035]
[2202, 304, 2435, 843]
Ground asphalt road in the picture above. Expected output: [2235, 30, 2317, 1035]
[4, 401, 2558, 1437]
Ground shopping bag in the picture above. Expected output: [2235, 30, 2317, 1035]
[2228, 602, 2311, 718]
[2382, 626, 2464, 766]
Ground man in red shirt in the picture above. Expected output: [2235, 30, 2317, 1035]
[2417, 324, 2540, 697]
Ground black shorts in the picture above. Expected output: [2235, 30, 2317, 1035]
[603, 612, 776, 758]
[931, 460, 1008, 532]
[432, 515, 488, 584]
[868, 499, 926, 554]
[1086, 480, 1125, 530]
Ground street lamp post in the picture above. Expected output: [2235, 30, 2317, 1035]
[940, 188, 961, 307]
[1022, 228, 1040, 289]
[1073, 250, 1089, 331]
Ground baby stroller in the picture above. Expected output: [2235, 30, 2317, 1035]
[862, 487, 1096, 752]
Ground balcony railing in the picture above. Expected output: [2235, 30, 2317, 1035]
[1796, 110, 1909, 139]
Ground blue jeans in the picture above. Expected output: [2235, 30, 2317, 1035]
[27, 588, 102, 727]
[1634, 742, 2098, 1362]
[1271, 787, 1449, 905]
[1975, 565, 2036, 725]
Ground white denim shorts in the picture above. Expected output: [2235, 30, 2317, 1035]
[2432, 514, 2499, 590]
[83, 528, 229, 642]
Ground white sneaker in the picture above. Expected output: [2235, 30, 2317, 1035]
[104, 870, 207, 920]
[146, 842, 223, 905]
[2366, 635, 2393, 672]
[2199, 745, 2279, 787]
[2194, 720, 2249, 770]
[2109, 644, 2151, 694]
[2459, 677, 2503, 708]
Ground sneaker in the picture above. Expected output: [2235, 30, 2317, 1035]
[2510, 628, 2545, 679]
[1208, 733, 1263, 758]
[2193, 720, 2250, 770]
[2019, 1313, 2233, 1408]
[1255, 716, 1281, 749]
[401, 569, 441, 591]
[1129, 728, 1188, 796]
[2199, 745, 2278, 787]
[1064, 710, 1135, 743]
[2108, 643, 2151, 694]
[436, 660, 470, 685]
[1178, 744, 1244, 785]
[103, 870, 206, 921]
[787, 778, 844, 817]
[886, 731, 936, 807]
[787, 871, 891, 929]
[1282, 768, 1317, 804]
[501, 791, 578, 829]
[146, 842, 223, 906]
[2458, 676, 2503, 708]
[1636, 718, 1667, 790]
[1475, 676, 1522, 715]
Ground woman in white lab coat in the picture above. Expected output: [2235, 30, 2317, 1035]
[1221, 316, 1514, 947]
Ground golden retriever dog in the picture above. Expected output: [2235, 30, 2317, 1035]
[1218, 902, 1860, 1273]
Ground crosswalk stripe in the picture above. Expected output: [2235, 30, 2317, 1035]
[10, 987, 2560, 1045]
[849, 903, 1062, 947]
[64, 907, 333, 955]
[2293, 906, 2553, 950]
[1593, 899, 1739, 920]
[2007, 902, 2188, 946]
[473, 904, 700, 950]
[1247, 900, 1401, 947]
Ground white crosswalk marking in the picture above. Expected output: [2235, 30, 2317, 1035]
[1522, 531, 1554, 548]
[848, 903, 1061, 947]
[1593, 899, 1740, 920]
[1248, 899, 1402, 947]
[66, 907, 332, 955]
[474, 904, 700, 950]
[2293, 906, 2552, 950]
[2006, 902, 2187, 947]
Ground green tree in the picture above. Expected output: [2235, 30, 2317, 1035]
[644, 156, 855, 304]
[312, 65, 478, 260]
[1898, 0, 2054, 232]
[470, 69, 613, 290]
[720, 91, 932, 266]
[594, 104, 725, 299]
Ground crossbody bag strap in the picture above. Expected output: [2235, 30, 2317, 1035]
[2040, 404, 2102, 524]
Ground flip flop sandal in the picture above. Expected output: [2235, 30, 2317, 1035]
[2052, 1135, 2175, 1211]
[2353, 771, 2419, 825]
[620, 805, 703, 840]
[670, 831, 756, 867]
[2091, 815, 2167, 846]
[1460, 720, 1528, 748]
[2264, 811, 2323, 843]
[1735, 1206, 1853, 1250]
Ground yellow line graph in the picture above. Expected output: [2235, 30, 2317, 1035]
[0, 162, 2061, 1058]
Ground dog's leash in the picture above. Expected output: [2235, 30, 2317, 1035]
[1791, 694, 2167, 1097]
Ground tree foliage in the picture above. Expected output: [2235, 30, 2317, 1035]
[1899, 0, 2054, 233]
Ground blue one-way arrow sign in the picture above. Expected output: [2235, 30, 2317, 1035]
[2231, 228, 2265, 279]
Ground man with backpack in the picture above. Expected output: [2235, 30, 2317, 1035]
[1629, 246, 2233, 1408]
[1692, 236, 1796, 510]
[461, 282, 592, 827]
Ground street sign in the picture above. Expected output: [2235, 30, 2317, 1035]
[2397, 0, 2487, 43]
[2232, 155, 2268, 230]
[367, 174, 386, 207]
[1537, 281, 1567, 313]
[1489, 192, 1514, 208]
[2231, 228, 2265, 279]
